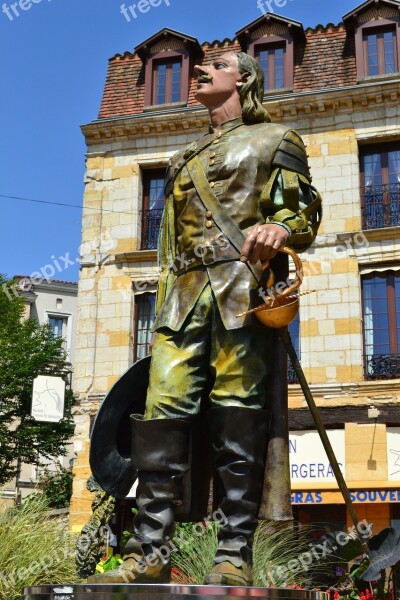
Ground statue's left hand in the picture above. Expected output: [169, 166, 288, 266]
[240, 224, 289, 265]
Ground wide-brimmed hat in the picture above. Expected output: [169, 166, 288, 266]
[89, 356, 151, 499]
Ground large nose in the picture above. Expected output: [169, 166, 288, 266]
[194, 64, 208, 76]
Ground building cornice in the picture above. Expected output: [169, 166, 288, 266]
[289, 378, 400, 408]
[82, 78, 400, 146]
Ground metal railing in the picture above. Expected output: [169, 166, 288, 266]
[140, 209, 163, 250]
[364, 353, 400, 380]
[362, 183, 400, 229]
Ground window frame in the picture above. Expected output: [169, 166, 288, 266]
[133, 292, 156, 362]
[152, 57, 183, 105]
[140, 167, 166, 250]
[361, 270, 400, 380]
[359, 141, 400, 230]
[248, 34, 294, 92]
[144, 49, 189, 107]
[355, 18, 400, 80]
[45, 311, 72, 359]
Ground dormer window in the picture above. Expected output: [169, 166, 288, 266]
[135, 28, 203, 109]
[343, 1, 400, 81]
[236, 15, 305, 95]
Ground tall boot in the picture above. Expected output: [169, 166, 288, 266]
[204, 406, 269, 586]
[88, 415, 191, 584]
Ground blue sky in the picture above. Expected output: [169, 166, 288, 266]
[1, 0, 358, 283]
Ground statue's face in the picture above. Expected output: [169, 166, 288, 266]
[194, 52, 243, 108]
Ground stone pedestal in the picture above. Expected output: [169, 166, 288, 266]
[22, 584, 329, 600]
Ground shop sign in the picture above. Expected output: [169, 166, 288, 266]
[289, 430, 345, 483]
[387, 428, 400, 482]
[31, 375, 65, 423]
[291, 489, 400, 504]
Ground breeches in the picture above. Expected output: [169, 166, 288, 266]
[145, 283, 273, 419]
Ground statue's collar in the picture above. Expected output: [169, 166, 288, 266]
[208, 116, 243, 135]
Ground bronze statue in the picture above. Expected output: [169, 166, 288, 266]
[89, 51, 321, 586]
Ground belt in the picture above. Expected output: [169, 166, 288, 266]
[170, 244, 240, 276]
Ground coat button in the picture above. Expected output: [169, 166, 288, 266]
[210, 182, 215, 188]
[206, 221, 213, 229]
[209, 159, 215, 166]
[206, 211, 212, 218]
[210, 151, 216, 158]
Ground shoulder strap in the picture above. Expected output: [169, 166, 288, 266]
[186, 155, 260, 283]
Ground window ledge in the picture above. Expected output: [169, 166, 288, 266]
[143, 101, 187, 113]
[362, 225, 400, 242]
[115, 249, 157, 264]
[357, 72, 400, 85]
[263, 87, 293, 98]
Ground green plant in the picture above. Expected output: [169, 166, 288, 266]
[171, 521, 219, 584]
[35, 462, 73, 509]
[169, 519, 324, 586]
[328, 527, 400, 600]
[0, 493, 81, 600]
[96, 554, 124, 573]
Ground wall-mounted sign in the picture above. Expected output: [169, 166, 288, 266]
[291, 489, 400, 505]
[387, 428, 400, 482]
[31, 375, 65, 423]
[289, 430, 345, 483]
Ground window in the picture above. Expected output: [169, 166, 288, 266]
[153, 59, 182, 105]
[353, 16, 400, 80]
[136, 30, 201, 108]
[360, 143, 400, 229]
[140, 168, 166, 250]
[48, 316, 67, 338]
[256, 44, 286, 91]
[288, 312, 300, 384]
[363, 27, 398, 76]
[47, 313, 70, 357]
[362, 271, 400, 380]
[134, 293, 156, 362]
[237, 19, 301, 93]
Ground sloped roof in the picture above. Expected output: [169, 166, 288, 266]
[236, 12, 305, 49]
[134, 27, 202, 59]
[343, 0, 400, 29]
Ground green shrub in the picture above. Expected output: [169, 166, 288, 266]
[0, 493, 81, 599]
[170, 519, 335, 587]
[35, 463, 73, 509]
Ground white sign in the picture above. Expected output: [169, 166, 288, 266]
[387, 427, 400, 482]
[289, 430, 345, 483]
[31, 375, 65, 423]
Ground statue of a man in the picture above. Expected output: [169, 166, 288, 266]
[91, 51, 321, 586]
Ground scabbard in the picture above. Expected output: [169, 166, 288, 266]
[259, 252, 293, 521]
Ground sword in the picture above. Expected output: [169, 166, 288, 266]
[278, 326, 369, 555]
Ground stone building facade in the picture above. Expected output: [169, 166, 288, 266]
[70, 0, 400, 535]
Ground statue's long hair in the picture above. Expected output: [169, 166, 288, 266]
[234, 52, 271, 124]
